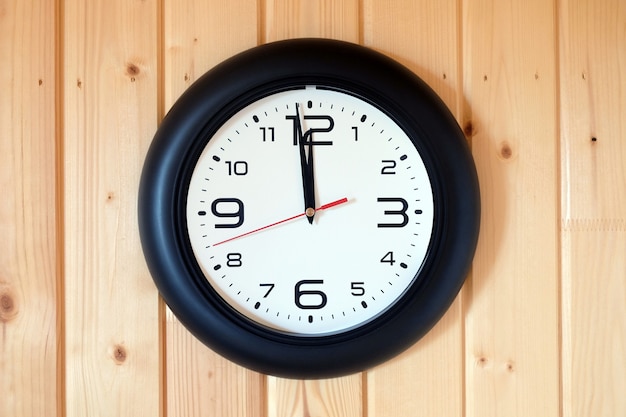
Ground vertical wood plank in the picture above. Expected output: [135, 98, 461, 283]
[161, 1, 266, 416]
[0, 1, 60, 416]
[266, 377, 363, 417]
[561, 231, 626, 417]
[362, 1, 464, 416]
[463, 0, 559, 416]
[264, 0, 360, 41]
[63, 0, 161, 415]
[263, 2, 362, 417]
[363, 0, 462, 113]
[559, 1, 626, 416]
[163, 0, 260, 107]
[166, 310, 265, 417]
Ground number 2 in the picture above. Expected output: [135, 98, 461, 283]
[381, 160, 396, 174]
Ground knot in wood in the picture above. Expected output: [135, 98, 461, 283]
[506, 361, 516, 373]
[0, 291, 17, 322]
[126, 63, 140, 76]
[463, 121, 475, 138]
[126, 63, 141, 82]
[112, 344, 128, 364]
[476, 356, 489, 368]
[499, 141, 513, 160]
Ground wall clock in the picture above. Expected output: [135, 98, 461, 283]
[139, 38, 479, 379]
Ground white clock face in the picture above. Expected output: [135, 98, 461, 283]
[186, 86, 434, 336]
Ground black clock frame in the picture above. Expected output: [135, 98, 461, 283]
[139, 38, 480, 379]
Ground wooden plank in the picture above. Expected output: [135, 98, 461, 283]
[362, 1, 464, 416]
[363, 0, 461, 112]
[264, 0, 360, 42]
[0, 1, 60, 416]
[561, 231, 626, 417]
[267, 377, 363, 417]
[462, 0, 559, 416]
[161, 1, 265, 416]
[163, 0, 260, 108]
[559, 1, 626, 416]
[263, 2, 362, 417]
[165, 310, 265, 417]
[62, 0, 161, 415]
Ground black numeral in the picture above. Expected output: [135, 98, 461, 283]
[377, 197, 409, 228]
[226, 253, 242, 267]
[286, 113, 334, 146]
[381, 160, 396, 175]
[380, 251, 396, 265]
[211, 198, 244, 228]
[260, 283, 275, 298]
[351, 282, 365, 296]
[225, 160, 248, 176]
[260, 126, 275, 142]
[294, 280, 327, 310]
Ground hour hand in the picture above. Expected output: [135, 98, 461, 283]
[296, 104, 316, 224]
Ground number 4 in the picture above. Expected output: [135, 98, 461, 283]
[380, 251, 395, 265]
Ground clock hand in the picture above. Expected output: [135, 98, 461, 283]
[211, 197, 348, 247]
[296, 104, 316, 224]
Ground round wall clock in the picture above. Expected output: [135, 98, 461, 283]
[139, 38, 479, 379]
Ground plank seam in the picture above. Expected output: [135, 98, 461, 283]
[55, 0, 67, 414]
[561, 218, 626, 232]
[257, 0, 266, 45]
[155, 0, 168, 416]
[555, 0, 564, 414]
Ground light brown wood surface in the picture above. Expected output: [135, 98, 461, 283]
[463, 0, 560, 416]
[62, 0, 160, 415]
[1, 1, 624, 416]
[0, 1, 60, 416]
[559, 1, 626, 416]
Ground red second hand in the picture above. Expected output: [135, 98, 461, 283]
[212, 197, 348, 247]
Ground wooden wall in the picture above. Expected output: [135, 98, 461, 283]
[1, 0, 624, 416]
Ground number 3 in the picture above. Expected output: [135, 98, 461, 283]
[377, 197, 409, 228]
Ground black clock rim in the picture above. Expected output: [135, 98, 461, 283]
[139, 38, 480, 379]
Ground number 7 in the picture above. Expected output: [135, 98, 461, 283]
[260, 283, 275, 298]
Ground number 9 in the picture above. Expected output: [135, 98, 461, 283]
[211, 198, 244, 228]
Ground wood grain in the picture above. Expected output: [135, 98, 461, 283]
[163, 0, 259, 108]
[362, 1, 464, 416]
[463, 0, 559, 416]
[63, 0, 161, 415]
[161, 1, 265, 416]
[165, 310, 265, 417]
[0, 1, 60, 416]
[363, 0, 462, 112]
[267, 377, 363, 417]
[264, 0, 360, 42]
[559, 1, 626, 416]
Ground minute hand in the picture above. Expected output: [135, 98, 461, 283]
[296, 104, 316, 224]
